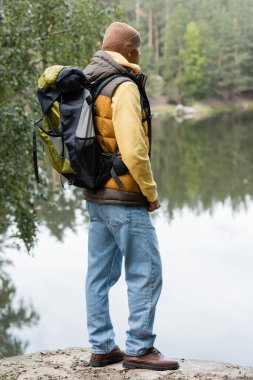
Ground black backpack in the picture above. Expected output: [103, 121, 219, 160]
[33, 65, 129, 189]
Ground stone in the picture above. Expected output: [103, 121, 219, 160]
[0, 348, 252, 380]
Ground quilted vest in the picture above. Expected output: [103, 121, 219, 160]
[94, 76, 150, 193]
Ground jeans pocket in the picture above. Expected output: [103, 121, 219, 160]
[108, 206, 130, 228]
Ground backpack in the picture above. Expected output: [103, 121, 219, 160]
[33, 65, 129, 189]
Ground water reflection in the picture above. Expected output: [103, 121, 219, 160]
[152, 112, 253, 216]
[37, 188, 88, 241]
[0, 255, 39, 358]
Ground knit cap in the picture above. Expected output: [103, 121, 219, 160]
[102, 22, 141, 55]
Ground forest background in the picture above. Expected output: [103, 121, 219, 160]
[114, 0, 253, 103]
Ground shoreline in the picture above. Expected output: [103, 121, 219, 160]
[1, 347, 253, 380]
[150, 98, 253, 120]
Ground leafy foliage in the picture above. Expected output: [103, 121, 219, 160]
[0, 0, 119, 250]
[177, 22, 207, 102]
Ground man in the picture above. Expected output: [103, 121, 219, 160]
[83, 22, 179, 371]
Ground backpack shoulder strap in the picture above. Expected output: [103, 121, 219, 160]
[91, 74, 133, 101]
[99, 76, 133, 98]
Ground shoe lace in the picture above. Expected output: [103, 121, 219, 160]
[150, 347, 161, 357]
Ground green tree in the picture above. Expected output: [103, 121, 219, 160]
[233, 0, 253, 96]
[177, 22, 207, 102]
[0, 0, 118, 250]
[214, 7, 242, 99]
[161, 2, 190, 102]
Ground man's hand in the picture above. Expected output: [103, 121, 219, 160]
[147, 198, 161, 212]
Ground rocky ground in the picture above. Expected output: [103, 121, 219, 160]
[0, 348, 253, 380]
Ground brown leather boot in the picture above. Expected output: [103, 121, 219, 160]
[90, 345, 124, 367]
[123, 347, 179, 371]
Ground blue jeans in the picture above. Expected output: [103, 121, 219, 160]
[85, 201, 162, 356]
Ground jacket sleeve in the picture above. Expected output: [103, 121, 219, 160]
[111, 80, 158, 202]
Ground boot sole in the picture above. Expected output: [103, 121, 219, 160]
[123, 361, 180, 371]
[90, 357, 123, 367]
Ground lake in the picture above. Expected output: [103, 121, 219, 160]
[2, 112, 253, 366]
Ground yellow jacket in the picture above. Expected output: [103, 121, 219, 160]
[107, 51, 158, 202]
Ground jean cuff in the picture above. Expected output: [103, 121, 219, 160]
[91, 343, 116, 354]
[125, 348, 148, 356]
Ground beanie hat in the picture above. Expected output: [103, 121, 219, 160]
[102, 22, 141, 55]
